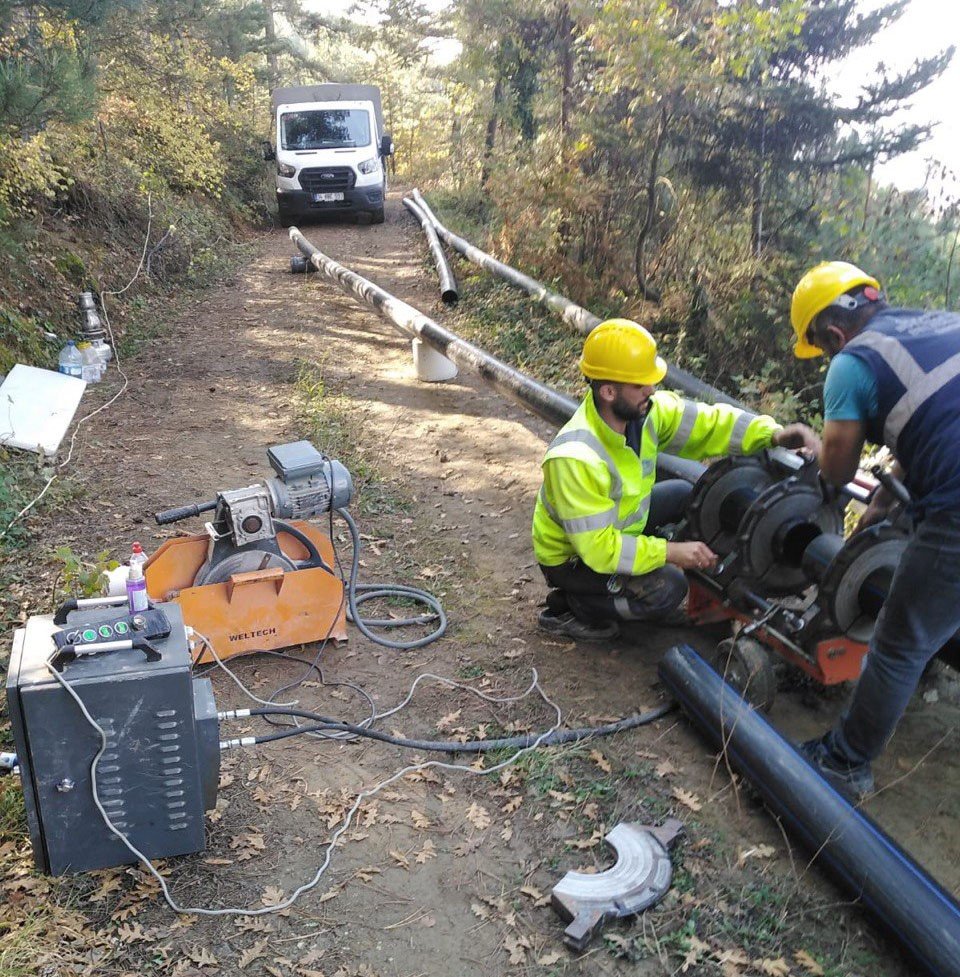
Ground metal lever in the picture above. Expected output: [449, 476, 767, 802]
[49, 635, 162, 670]
[871, 465, 911, 507]
[54, 594, 128, 625]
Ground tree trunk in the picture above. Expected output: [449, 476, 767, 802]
[480, 76, 504, 188]
[263, 0, 280, 90]
[558, 1, 573, 153]
[634, 105, 669, 302]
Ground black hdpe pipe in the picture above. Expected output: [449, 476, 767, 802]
[289, 227, 704, 485]
[409, 188, 744, 409]
[658, 644, 960, 977]
[402, 196, 459, 304]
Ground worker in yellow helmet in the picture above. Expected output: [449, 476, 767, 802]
[532, 318, 820, 641]
[790, 260, 960, 801]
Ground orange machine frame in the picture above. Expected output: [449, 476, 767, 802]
[144, 521, 347, 663]
[686, 577, 867, 686]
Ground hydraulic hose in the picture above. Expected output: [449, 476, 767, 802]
[658, 643, 960, 977]
[337, 507, 446, 649]
[226, 702, 676, 751]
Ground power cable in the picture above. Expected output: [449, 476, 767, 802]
[219, 703, 676, 753]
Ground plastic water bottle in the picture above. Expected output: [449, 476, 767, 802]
[78, 342, 102, 383]
[91, 338, 113, 369]
[130, 541, 148, 568]
[58, 340, 83, 379]
[126, 560, 149, 612]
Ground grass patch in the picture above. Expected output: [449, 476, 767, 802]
[294, 359, 408, 516]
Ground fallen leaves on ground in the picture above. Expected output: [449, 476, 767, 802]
[672, 787, 703, 812]
[229, 831, 267, 862]
[737, 843, 777, 866]
[754, 957, 791, 977]
[589, 748, 612, 773]
[465, 802, 492, 830]
[238, 940, 269, 969]
[794, 950, 825, 975]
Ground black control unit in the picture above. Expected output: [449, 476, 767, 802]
[6, 602, 219, 875]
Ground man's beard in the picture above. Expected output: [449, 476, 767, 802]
[611, 391, 649, 423]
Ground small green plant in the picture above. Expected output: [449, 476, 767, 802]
[53, 546, 120, 599]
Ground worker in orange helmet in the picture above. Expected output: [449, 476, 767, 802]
[790, 260, 960, 801]
[531, 318, 819, 642]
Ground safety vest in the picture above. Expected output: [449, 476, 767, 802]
[532, 389, 780, 576]
[840, 308, 960, 515]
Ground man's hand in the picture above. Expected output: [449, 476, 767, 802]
[772, 423, 821, 457]
[854, 493, 894, 534]
[666, 541, 718, 570]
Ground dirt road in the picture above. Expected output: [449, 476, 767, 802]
[23, 191, 960, 976]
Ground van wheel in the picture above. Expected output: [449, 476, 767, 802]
[370, 207, 385, 225]
[279, 214, 295, 229]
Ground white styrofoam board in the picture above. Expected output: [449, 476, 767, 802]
[0, 364, 86, 457]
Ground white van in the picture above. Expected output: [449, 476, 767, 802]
[263, 84, 394, 226]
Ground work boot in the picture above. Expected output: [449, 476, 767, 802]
[798, 735, 875, 803]
[538, 609, 619, 642]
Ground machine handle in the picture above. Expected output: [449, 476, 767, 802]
[53, 594, 128, 625]
[49, 635, 161, 670]
[155, 500, 217, 525]
[871, 465, 911, 507]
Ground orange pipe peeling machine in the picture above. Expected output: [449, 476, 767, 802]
[145, 442, 352, 662]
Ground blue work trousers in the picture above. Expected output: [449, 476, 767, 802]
[834, 509, 960, 765]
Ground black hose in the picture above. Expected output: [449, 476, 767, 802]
[243, 702, 676, 752]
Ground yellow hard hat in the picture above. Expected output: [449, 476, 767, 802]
[579, 318, 667, 385]
[790, 261, 880, 359]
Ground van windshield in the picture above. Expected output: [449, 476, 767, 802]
[280, 110, 371, 150]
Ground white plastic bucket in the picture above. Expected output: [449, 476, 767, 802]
[412, 338, 458, 382]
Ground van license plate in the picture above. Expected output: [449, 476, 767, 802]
[313, 192, 343, 202]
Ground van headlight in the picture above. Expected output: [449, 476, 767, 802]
[357, 157, 380, 175]
[277, 162, 296, 177]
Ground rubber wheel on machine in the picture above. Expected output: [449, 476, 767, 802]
[706, 636, 778, 712]
[370, 207, 385, 224]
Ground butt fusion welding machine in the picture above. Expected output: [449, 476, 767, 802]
[6, 441, 354, 874]
[677, 447, 958, 709]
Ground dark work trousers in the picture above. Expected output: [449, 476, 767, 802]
[539, 480, 692, 625]
[829, 509, 960, 765]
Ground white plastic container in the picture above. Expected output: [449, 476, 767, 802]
[91, 338, 113, 368]
[78, 342, 102, 383]
[58, 340, 82, 378]
[412, 338, 458, 382]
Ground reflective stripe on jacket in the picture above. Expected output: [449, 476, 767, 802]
[840, 307, 960, 515]
[532, 389, 780, 575]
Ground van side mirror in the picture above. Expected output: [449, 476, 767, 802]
[380, 133, 394, 157]
[261, 140, 276, 162]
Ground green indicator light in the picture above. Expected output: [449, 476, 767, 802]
[98, 625, 113, 638]
[82, 629, 97, 642]
[115, 622, 129, 635]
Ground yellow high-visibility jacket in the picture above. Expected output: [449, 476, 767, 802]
[532, 389, 781, 576]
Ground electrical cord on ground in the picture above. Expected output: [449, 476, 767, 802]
[194, 646, 378, 743]
[219, 702, 677, 752]
[46, 658, 581, 917]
